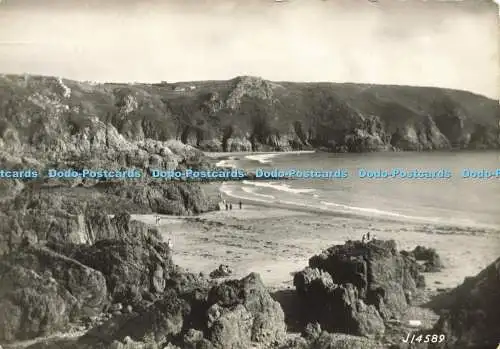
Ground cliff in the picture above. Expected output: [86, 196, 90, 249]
[1, 74, 499, 156]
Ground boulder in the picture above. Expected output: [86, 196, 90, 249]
[207, 304, 254, 349]
[294, 267, 385, 337]
[209, 264, 233, 279]
[308, 240, 425, 320]
[408, 246, 444, 273]
[425, 257, 500, 349]
[207, 273, 286, 347]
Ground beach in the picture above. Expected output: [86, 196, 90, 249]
[132, 196, 500, 293]
[133, 150, 500, 293]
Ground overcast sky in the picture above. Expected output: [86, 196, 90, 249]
[0, 0, 498, 98]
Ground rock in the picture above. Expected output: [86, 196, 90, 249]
[425, 257, 500, 349]
[81, 289, 189, 347]
[5, 245, 108, 318]
[302, 322, 322, 340]
[307, 240, 425, 321]
[280, 331, 383, 349]
[207, 273, 286, 347]
[207, 303, 253, 349]
[408, 246, 444, 272]
[110, 303, 124, 312]
[0, 262, 78, 342]
[209, 264, 233, 279]
[153, 264, 166, 293]
[183, 328, 213, 349]
[48, 234, 175, 307]
[293, 267, 385, 337]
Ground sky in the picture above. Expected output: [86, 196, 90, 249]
[0, 0, 498, 99]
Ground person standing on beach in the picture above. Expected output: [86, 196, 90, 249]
[366, 232, 370, 241]
[239, 200, 242, 209]
[225, 203, 229, 210]
[229, 203, 233, 210]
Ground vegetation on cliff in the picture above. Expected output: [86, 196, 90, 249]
[1, 74, 498, 157]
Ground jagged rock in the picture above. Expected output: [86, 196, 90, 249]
[209, 264, 233, 279]
[81, 289, 189, 347]
[6, 245, 108, 318]
[207, 273, 286, 347]
[407, 246, 444, 272]
[294, 267, 385, 337]
[307, 240, 425, 321]
[207, 303, 254, 349]
[47, 232, 175, 308]
[425, 257, 500, 349]
[99, 182, 218, 215]
[183, 328, 214, 349]
[0, 262, 78, 342]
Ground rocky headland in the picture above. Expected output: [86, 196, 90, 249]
[1, 74, 499, 157]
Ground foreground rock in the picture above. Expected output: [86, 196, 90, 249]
[48, 236, 175, 309]
[294, 240, 427, 337]
[0, 262, 78, 342]
[75, 273, 285, 349]
[280, 324, 383, 349]
[7, 245, 108, 317]
[425, 257, 500, 349]
[206, 273, 286, 348]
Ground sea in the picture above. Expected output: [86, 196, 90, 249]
[217, 151, 500, 230]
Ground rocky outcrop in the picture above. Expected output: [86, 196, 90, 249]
[0, 262, 79, 342]
[209, 264, 233, 279]
[293, 240, 426, 337]
[403, 246, 444, 273]
[64, 273, 284, 349]
[6, 245, 108, 318]
[99, 182, 218, 216]
[206, 273, 286, 348]
[1, 74, 498, 155]
[48, 236, 175, 309]
[0, 182, 218, 256]
[425, 257, 500, 349]
[294, 267, 385, 337]
[83, 290, 190, 346]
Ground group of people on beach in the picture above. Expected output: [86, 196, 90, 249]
[361, 232, 376, 243]
[222, 199, 242, 210]
[219, 193, 242, 211]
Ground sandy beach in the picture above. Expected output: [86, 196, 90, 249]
[132, 187, 500, 293]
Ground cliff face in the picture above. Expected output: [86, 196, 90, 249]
[1, 74, 498, 155]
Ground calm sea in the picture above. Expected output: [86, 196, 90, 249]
[219, 151, 500, 229]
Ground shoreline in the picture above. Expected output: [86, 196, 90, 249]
[133, 196, 500, 293]
[204, 150, 317, 159]
[213, 182, 500, 234]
